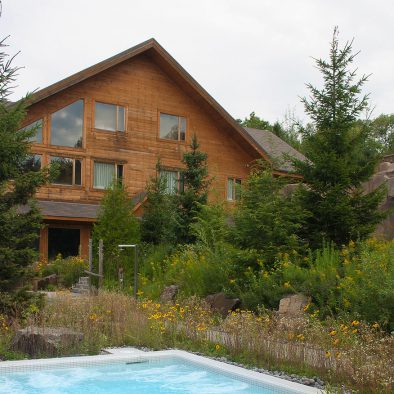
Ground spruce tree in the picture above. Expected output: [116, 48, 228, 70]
[293, 28, 386, 246]
[0, 37, 51, 292]
[141, 160, 177, 245]
[177, 135, 210, 243]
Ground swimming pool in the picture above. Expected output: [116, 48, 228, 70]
[0, 349, 323, 394]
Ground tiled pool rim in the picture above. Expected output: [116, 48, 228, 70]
[0, 348, 324, 394]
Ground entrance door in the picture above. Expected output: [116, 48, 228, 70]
[48, 227, 80, 260]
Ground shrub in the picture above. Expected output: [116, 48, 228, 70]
[233, 162, 307, 266]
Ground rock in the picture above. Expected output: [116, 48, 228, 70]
[32, 274, 58, 291]
[279, 293, 310, 316]
[377, 161, 394, 173]
[12, 326, 83, 357]
[160, 285, 179, 303]
[205, 292, 241, 318]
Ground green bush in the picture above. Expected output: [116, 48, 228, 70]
[48, 255, 88, 288]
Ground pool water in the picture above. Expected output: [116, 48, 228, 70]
[0, 358, 293, 394]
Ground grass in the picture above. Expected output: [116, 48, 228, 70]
[1, 291, 393, 393]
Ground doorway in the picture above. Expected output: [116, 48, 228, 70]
[48, 227, 80, 260]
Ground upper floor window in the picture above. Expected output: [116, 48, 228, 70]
[160, 113, 186, 141]
[227, 177, 241, 201]
[50, 100, 84, 148]
[93, 161, 123, 189]
[94, 102, 125, 132]
[21, 154, 41, 172]
[50, 156, 82, 186]
[20, 119, 43, 144]
[160, 170, 184, 194]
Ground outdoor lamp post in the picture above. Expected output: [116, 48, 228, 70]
[118, 244, 138, 298]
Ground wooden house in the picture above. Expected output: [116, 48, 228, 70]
[21, 39, 304, 260]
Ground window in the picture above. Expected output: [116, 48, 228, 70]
[20, 119, 43, 144]
[21, 154, 41, 172]
[50, 100, 84, 148]
[160, 170, 184, 194]
[94, 102, 125, 132]
[159, 113, 186, 141]
[93, 162, 123, 189]
[227, 178, 241, 201]
[51, 157, 82, 186]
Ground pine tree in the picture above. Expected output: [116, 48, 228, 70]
[0, 37, 51, 292]
[293, 28, 386, 246]
[177, 135, 210, 243]
[92, 184, 140, 259]
[234, 162, 307, 263]
[141, 160, 178, 245]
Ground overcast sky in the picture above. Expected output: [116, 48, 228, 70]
[2, 0, 393, 124]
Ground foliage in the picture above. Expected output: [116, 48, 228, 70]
[244, 239, 394, 330]
[293, 28, 386, 247]
[36, 255, 88, 288]
[0, 288, 44, 319]
[176, 135, 211, 243]
[92, 183, 140, 281]
[190, 202, 229, 250]
[233, 162, 307, 264]
[368, 113, 394, 154]
[141, 160, 178, 245]
[0, 36, 53, 293]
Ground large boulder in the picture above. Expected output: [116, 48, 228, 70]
[12, 326, 83, 357]
[205, 292, 241, 318]
[279, 293, 310, 316]
[160, 285, 179, 303]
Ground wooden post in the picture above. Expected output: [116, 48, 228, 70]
[88, 239, 93, 273]
[133, 246, 138, 298]
[98, 239, 103, 289]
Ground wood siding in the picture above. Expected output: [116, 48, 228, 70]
[24, 53, 261, 208]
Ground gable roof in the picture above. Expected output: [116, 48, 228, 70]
[243, 127, 307, 172]
[28, 38, 269, 163]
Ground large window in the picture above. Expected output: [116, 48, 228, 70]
[93, 162, 123, 189]
[50, 100, 84, 148]
[160, 170, 184, 194]
[94, 102, 125, 132]
[51, 157, 82, 186]
[20, 119, 43, 144]
[227, 177, 241, 201]
[21, 154, 41, 172]
[159, 113, 186, 141]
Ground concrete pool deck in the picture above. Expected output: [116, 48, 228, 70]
[0, 347, 324, 394]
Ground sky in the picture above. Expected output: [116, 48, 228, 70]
[2, 0, 394, 124]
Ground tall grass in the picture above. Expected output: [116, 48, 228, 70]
[8, 291, 393, 393]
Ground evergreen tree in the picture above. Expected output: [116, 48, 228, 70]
[176, 135, 210, 243]
[92, 184, 140, 259]
[233, 162, 307, 264]
[293, 28, 386, 246]
[141, 160, 178, 245]
[0, 37, 51, 292]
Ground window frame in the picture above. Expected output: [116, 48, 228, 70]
[227, 177, 242, 201]
[158, 112, 187, 142]
[92, 160, 124, 190]
[93, 101, 126, 133]
[50, 156, 83, 187]
[49, 99, 85, 149]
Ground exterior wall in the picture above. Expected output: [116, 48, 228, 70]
[24, 53, 260, 208]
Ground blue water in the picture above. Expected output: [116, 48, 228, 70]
[0, 358, 291, 394]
